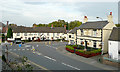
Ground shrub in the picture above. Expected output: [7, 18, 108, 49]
[66, 45, 74, 50]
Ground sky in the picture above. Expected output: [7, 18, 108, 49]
[0, 0, 119, 27]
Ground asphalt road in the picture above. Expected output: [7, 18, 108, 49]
[1, 42, 115, 71]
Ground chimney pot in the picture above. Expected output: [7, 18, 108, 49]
[51, 24, 53, 28]
[84, 16, 87, 18]
[110, 12, 112, 15]
[7, 21, 9, 25]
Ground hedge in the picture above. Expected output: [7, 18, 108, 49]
[66, 45, 74, 50]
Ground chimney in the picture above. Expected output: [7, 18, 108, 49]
[7, 21, 9, 26]
[64, 25, 66, 32]
[107, 12, 113, 23]
[51, 24, 53, 28]
[33, 24, 37, 28]
[83, 16, 88, 23]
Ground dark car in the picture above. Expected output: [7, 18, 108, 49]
[13, 40, 24, 44]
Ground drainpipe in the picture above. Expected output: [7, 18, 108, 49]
[101, 29, 103, 55]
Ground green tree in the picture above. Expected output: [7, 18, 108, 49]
[68, 20, 82, 30]
[115, 24, 120, 27]
[7, 28, 13, 38]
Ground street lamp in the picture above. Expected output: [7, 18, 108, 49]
[96, 17, 103, 21]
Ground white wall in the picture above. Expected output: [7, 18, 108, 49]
[108, 40, 120, 60]
[13, 32, 67, 41]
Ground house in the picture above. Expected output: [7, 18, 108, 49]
[8, 25, 67, 41]
[76, 12, 116, 53]
[68, 27, 78, 45]
[108, 27, 120, 60]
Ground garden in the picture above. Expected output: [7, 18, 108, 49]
[66, 45, 102, 58]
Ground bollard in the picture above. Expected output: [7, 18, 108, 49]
[11, 43, 12, 46]
[49, 41, 51, 45]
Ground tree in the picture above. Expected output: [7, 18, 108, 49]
[68, 20, 82, 30]
[32, 19, 82, 30]
[115, 24, 120, 27]
[7, 28, 13, 38]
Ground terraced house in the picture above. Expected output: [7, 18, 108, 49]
[68, 27, 78, 45]
[76, 12, 116, 53]
[9, 25, 67, 41]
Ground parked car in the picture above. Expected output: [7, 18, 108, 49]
[13, 40, 24, 44]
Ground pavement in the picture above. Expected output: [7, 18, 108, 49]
[1, 41, 119, 71]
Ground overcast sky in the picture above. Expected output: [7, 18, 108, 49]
[0, 0, 119, 27]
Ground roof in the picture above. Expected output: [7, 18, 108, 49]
[69, 27, 78, 33]
[109, 27, 120, 41]
[79, 21, 109, 29]
[0, 22, 5, 27]
[9, 26, 66, 33]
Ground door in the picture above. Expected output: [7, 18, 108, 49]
[93, 41, 96, 48]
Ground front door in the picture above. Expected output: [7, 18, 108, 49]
[93, 41, 96, 48]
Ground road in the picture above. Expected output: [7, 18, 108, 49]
[1, 41, 117, 71]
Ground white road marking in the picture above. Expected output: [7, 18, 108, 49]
[14, 49, 16, 51]
[9, 49, 12, 51]
[36, 52, 41, 55]
[18, 49, 20, 50]
[62, 62, 80, 70]
[46, 45, 58, 50]
[27, 49, 29, 50]
[22, 49, 25, 50]
[44, 56, 56, 61]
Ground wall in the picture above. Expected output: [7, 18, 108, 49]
[108, 40, 120, 60]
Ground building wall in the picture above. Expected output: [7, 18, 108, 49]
[13, 32, 66, 41]
[77, 29, 102, 48]
[68, 33, 76, 45]
[102, 22, 116, 53]
[108, 40, 120, 60]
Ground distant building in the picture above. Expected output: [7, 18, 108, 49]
[76, 12, 116, 53]
[108, 27, 120, 60]
[9, 25, 68, 41]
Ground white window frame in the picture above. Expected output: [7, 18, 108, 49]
[17, 33, 20, 36]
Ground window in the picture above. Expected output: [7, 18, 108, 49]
[93, 29, 97, 36]
[34, 34, 37, 35]
[47, 33, 49, 36]
[93, 41, 96, 48]
[57, 33, 59, 36]
[17, 33, 20, 36]
[25, 37, 27, 40]
[118, 50, 120, 55]
[81, 29, 83, 36]
[29, 33, 33, 36]
[69, 35, 71, 38]
[24, 33, 27, 36]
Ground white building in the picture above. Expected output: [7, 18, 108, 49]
[108, 27, 120, 60]
[68, 27, 78, 45]
[9, 26, 68, 41]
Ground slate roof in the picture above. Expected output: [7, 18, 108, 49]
[0, 22, 5, 27]
[69, 27, 78, 33]
[9, 26, 66, 33]
[109, 27, 120, 41]
[79, 21, 109, 29]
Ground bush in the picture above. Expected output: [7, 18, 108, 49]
[2, 55, 6, 62]
[66, 45, 74, 50]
